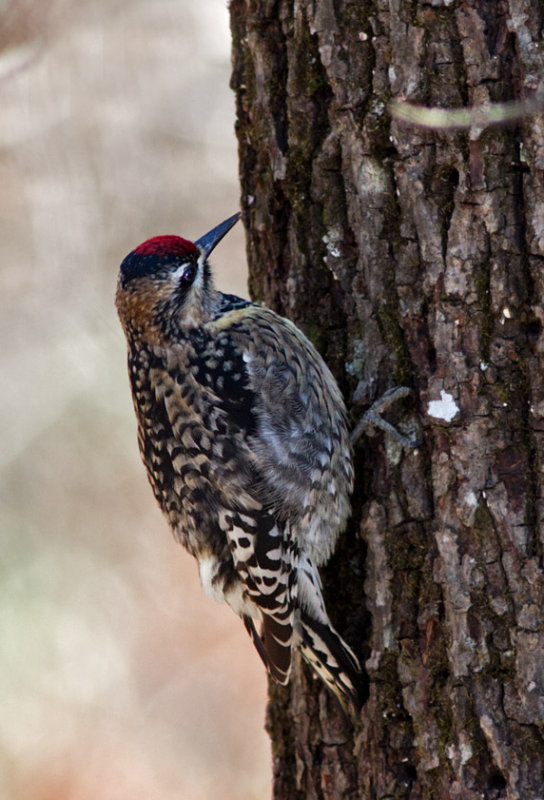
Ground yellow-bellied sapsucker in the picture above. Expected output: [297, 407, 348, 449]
[116, 212, 366, 711]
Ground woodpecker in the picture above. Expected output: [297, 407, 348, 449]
[116, 212, 366, 712]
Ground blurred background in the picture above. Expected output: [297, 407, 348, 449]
[0, 1, 270, 797]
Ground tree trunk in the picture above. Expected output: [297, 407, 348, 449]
[229, 1, 544, 798]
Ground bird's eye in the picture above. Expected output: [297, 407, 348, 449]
[180, 263, 197, 284]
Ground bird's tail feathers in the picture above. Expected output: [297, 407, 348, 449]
[243, 613, 293, 684]
[299, 608, 367, 714]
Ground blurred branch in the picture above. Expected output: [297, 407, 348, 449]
[0, 41, 43, 82]
[391, 90, 544, 131]
[0, 0, 57, 83]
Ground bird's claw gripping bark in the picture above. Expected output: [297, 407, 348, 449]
[350, 386, 420, 448]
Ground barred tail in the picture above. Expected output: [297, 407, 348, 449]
[243, 613, 293, 684]
[299, 608, 367, 714]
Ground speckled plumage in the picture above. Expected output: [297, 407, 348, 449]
[116, 213, 365, 710]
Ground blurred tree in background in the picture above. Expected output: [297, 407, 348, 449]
[230, 1, 544, 798]
[1, 2, 269, 799]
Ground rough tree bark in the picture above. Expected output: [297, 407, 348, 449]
[229, 2, 544, 798]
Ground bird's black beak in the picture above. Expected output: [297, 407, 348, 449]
[195, 212, 241, 259]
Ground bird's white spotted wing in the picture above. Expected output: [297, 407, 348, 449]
[212, 306, 354, 564]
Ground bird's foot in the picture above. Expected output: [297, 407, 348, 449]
[350, 386, 419, 448]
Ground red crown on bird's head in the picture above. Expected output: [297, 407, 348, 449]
[133, 236, 198, 259]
